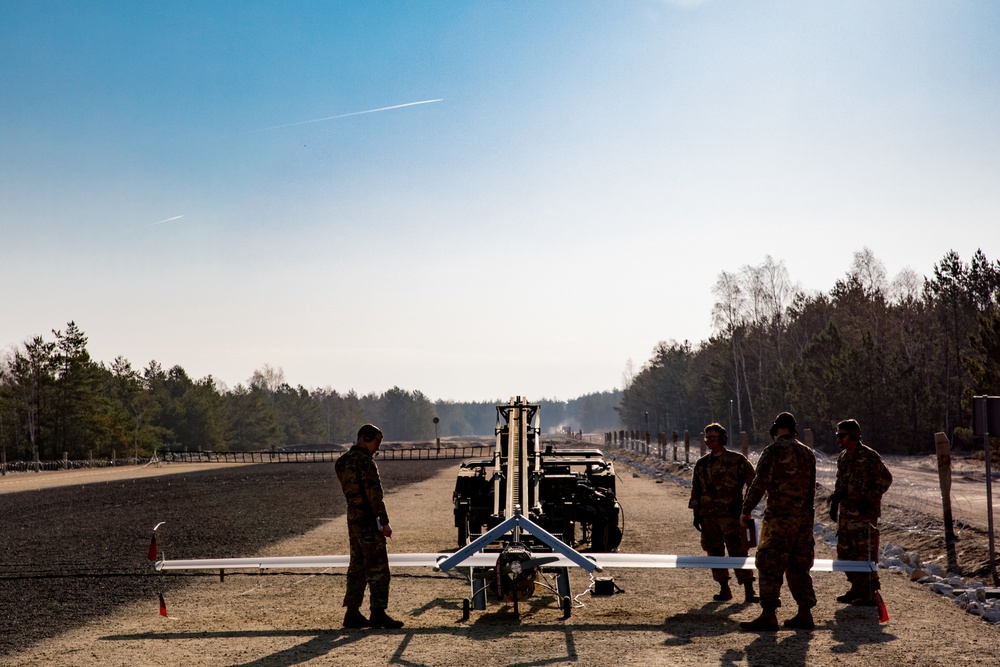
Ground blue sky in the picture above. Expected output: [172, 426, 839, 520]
[2, 1, 999, 401]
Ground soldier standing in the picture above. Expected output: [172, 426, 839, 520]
[335, 423, 404, 629]
[830, 418, 892, 605]
[689, 423, 758, 603]
[739, 412, 817, 631]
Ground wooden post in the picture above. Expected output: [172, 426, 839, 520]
[645, 431, 650, 455]
[741, 431, 749, 458]
[672, 431, 678, 462]
[63, 452, 68, 469]
[804, 428, 814, 449]
[935, 432, 959, 573]
[684, 430, 690, 464]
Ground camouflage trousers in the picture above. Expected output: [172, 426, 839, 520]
[700, 515, 754, 584]
[755, 514, 816, 611]
[343, 528, 391, 611]
[837, 516, 880, 592]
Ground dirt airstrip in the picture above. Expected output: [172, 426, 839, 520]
[2, 448, 999, 667]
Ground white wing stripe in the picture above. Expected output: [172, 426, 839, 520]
[155, 553, 876, 573]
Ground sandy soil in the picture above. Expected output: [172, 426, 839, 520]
[0, 463, 257, 495]
[3, 451, 1000, 667]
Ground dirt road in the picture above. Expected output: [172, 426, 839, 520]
[4, 454, 999, 666]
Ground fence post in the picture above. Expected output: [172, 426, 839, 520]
[804, 428, 814, 449]
[684, 430, 690, 464]
[63, 452, 68, 469]
[645, 431, 650, 456]
[935, 431, 960, 574]
[112, 450, 116, 467]
[672, 431, 678, 462]
[741, 431, 749, 458]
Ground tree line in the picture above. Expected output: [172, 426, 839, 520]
[618, 248, 1000, 455]
[0, 329, 621, 461]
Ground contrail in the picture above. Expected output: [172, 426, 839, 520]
[255, 99, 443, 132]
[150, 215, 184, 226]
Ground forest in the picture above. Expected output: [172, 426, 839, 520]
[0, 328, 620, 462]
[2, 247, 997, 462]
[618, 248, 1000, 455]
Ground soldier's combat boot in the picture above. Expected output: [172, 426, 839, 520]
[369, 608, 404, 629]
[342, 607, 369, 628]
[743, 582, 759, 603]
[782, 607, 815, 630]
[713, 582, 733, 601]
[739, 609, 778, 632]
[836, 586, 863, 604]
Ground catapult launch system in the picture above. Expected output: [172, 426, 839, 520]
[450, 397, 623, 616]
[453, 396, 623, 552]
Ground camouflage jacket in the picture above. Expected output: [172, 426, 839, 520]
[335, 445, 389, 531]
[741, 435, 816, 519]
[689, 448, 756, 517]
[834, 442, 892, 518]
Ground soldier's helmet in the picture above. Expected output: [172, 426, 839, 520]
[771, 412, 798, 437]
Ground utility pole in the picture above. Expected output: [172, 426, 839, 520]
[433, 417, 440, 455]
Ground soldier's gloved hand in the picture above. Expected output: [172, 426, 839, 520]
[829, 498, 839, 522]
[693, 514, 703, 532]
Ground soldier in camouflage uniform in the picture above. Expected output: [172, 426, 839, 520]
[830, 418, 892, 606]
[689, 423, 758, 603]
[335, 423, 404, 629]
[739, 412, 817, 631]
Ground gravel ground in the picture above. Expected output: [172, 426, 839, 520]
[3, 448, 1000, 666]
[0, 459, 454, 659]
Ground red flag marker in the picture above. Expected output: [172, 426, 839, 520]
[147, 534, 158, 561]
[875, 591, 889, 623]
[159, 593, 168, 617]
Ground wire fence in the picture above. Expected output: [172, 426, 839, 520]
[159, 445, 495, 463]
[1, 444, 497, 474]
[1, 457, 148, 473]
